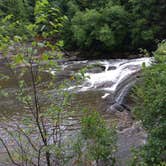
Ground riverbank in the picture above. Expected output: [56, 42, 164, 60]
[63, 50, 151, 61]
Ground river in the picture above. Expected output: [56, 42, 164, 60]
[0, 57, 151, 165]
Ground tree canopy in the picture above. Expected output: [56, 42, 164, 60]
[58, 0, 166, 53]
[0, 0, 165, 55]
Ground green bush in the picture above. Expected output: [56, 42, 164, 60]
[74, 110, 117, 165]
[133, 42, 166, 165]
[68, 4, 129, 51]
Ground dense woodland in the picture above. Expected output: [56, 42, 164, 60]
[0, 0, 165, 166]
[0, 0, 166, 55]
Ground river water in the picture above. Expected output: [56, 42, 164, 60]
[0, 57, 151, 165]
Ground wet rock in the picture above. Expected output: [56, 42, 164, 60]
[64, 63, 86, 72]
[96, 81, 114, 88]
[111, 103, 125, 112]
[87, 64, 105, 73]
[87, 67, 102, 73]
[123, 64, 140, 71]
[103, 95, 115, 108]
[117, 110, 133, 131]
[108, 66, 116, 70]
[130, 121, 143, 134]
[116, 125, 147, 166]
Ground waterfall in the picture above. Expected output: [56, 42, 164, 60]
[80, 57, 151, 104]
[48, 57, 152, 111]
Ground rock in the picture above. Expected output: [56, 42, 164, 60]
[64, 63, 86, 71]
[108, 66, 116, 70]
[111, 103, 125, 112]
[87, 64, 105, 73]
[87, 67, 104, 73]
[131, 121, 142, 134]
[96, 81, 114, 88]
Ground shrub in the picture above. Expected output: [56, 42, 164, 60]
[132, 41, 166, 165]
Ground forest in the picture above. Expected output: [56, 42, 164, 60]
[0, 0, 165, 166]
[0, 0, 166, 54]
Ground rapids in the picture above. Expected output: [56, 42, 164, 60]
[63, 57, 151, 110]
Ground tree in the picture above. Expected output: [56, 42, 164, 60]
[58, 0, 166, 55]
[34, 0, 66, 39]
[63, 2, 129, 52]
[130, 0, 166, 49]
[0, 0, 31, 21]
[0, 6, 73, 165]
[0, 31, 69, 166]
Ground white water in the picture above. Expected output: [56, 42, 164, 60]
[48, 57, 152, 104]
[80, 57, 152, 93]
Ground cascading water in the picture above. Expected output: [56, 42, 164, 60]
[76, 57, 152, 110]
[48, 57, 151, 113]
[0, 57, 152, 127]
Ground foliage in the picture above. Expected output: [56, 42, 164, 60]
[0, 13, 117, 164]
[0, 0, 33, 21]
[0, 15, 34, 39]
[0, 32, 67, 165]
[0, 0, 66, 42]
[61, 1, 130, 51]
[129, 0, 162, 48]
[68, 4, 129, 51]
[73, 110, 117, 165]
[0, 0, 165, 55]
[34, 0, 67, 39]
[0, 11, 77, 165]
[132, 41, 166, 165]
[58, 0, 166, 54]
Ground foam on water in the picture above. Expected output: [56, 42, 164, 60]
[47, 57, 152, 99]
[101, 93, 110, 99]
[81, 57, 152, 92]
